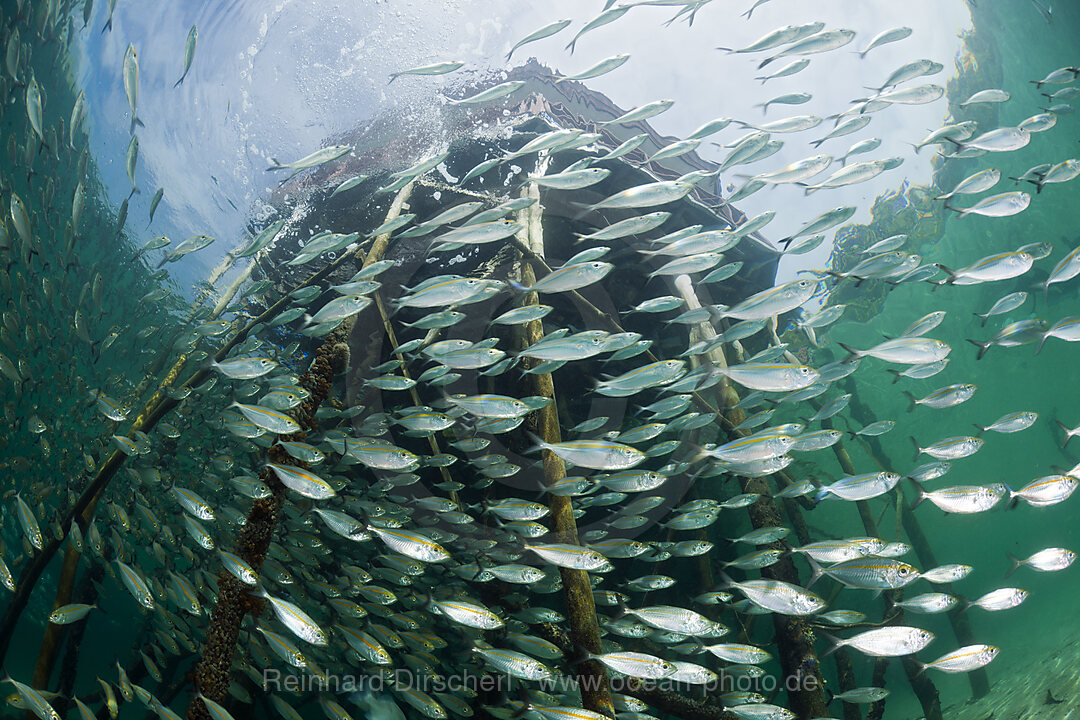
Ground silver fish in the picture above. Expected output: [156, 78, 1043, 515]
[759, 29, 856, 68]
[718, 22, 824, 54]
[557, 53, 630, 83]
[960, 88, 1011, 107]
[920, 645, 999, 673]
[389, 60, 464, 83]
[856, 26, 912, 58]
[915, 485, 1005, 514]
[506, 18, 572, 60]
[588, 180, 693, 210]
[780, 206, 856, 247]
[947, 191, 1030, 218]
[174, 25, 198, 87]
[831, 626, 934, 657]
[938, 169, 1001, 199]
[1007, 547, 1076, 575]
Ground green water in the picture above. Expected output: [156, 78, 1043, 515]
[0, 1, 1078, 720]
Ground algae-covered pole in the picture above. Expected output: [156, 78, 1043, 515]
[358, 182, 461, 506]
[53, 561, 105, 718]
[832, 649, 862, 720]
[29, 495, 98, 694]
[187, 185, 412, 720]
[0, 217, 378, 668]
[825, 431, 944, 720]
[32, 260, 256, 693]
[187, 313, 350, 720]
[533, 622, 733, 720]
[517, 181, 614, 717]
[842, 395, 990, 700]
[672, 277, 828, 720]
[898, 482, 988, 697]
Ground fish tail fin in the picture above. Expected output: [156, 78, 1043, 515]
[908, 142, 922, 155]
[886, 368, 901, 384]
[686, 443, 714, 465]
[935, 264, 956, 284]
[809, 138, 825, 149]
[911, 485, 928, 509]
[567, 643, 593, 667]
[713, 566, 740, 589]
[909, 435, 921, 462]
[836, 342, 861, 363]
[1005, 552, 1022, 578]
[1055, 419, 1073, 447]
[974, 311, 988, 327]
[173, 77, 184, 89]
[564, 39, 577, 54]
[613, 594, 629, 619]
[972, 423, 987, 437]
[965, 338, 989, 360]
[820, 631, 843, 657]
[507, 280, 529, 293]
[102, 18, 112, 33]
[524, 431, 548, 456]
[1035, 333, 1049, 355]
[804, 554, 825, 589]
[903, 391, 917, 413]
[1031, 80, 1043, 89]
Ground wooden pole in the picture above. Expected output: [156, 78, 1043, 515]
[824, 428, 942, 720]
[516, 178, 614, 717]
[671, 276, 828, 720]
[0, 216, 379, 669]
[29, 256, 255, 696]
[839, 389, 989, 700]
[187, 184, 413, 720]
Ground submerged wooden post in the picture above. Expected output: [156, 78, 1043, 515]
[825, 431, 943, 720]
[187, 314, 350, 720]
[672, 278, 828, 720]
[516, 181, 614, 717]
[0, 213, 379, 669]
[187, 185, 412, 720]
[898, 483, 988, 697]
[841, 391, 990, 700]
[30, 256, 253, 694]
